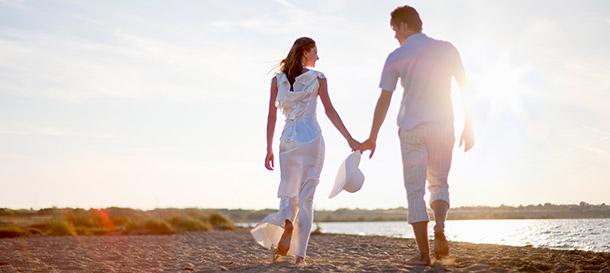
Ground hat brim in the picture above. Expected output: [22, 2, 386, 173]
[328, 181, 346, 199]
[329, 152, 362, 199]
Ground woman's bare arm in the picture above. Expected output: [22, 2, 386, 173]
[265, 77, 278, 170]
[317, 77, 359, 150]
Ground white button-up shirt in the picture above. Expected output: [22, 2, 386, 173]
[379, 33, 465, 130]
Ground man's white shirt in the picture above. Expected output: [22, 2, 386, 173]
[379, 33, 465, 130]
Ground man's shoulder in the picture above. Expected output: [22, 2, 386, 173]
[387, 45, 404, 57]
[424, 35, 455, 49]
[428, 37, 459, 55]
[386, 43, 416, 61]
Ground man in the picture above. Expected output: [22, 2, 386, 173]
[359, 5, 474, 265]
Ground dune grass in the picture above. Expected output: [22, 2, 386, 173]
[209, 213, 235, 230]
[0, 207, 235, 238]
[169, 216, 213, 232]
[0, 226, 27, 238]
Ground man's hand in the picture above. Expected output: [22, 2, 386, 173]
[359, 138, 377, 158]
[264, 151, 274, 170]
[459, 123, 475, 152]
[360, 90, 393, 159]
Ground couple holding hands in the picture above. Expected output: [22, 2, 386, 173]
[251, 5, 474, 266]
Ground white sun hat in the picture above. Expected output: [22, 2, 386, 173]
[329, 151, 365, 199]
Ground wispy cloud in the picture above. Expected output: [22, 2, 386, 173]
[0, 128, 115, 139]
[582, 146, 610, 157]
[271, 0, 297, 9]
[0, 24, 243, 102]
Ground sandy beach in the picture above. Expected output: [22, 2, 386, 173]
[0, 228, 608, 273]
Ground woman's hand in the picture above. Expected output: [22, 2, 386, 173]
[360, 138, 377, 158]
[348, 137, 361, 152]
[264, 150, 275, 170]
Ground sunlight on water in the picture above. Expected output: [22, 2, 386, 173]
[316, 219, 610, 252]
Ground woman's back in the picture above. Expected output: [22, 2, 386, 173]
[275, 69, 325, 144]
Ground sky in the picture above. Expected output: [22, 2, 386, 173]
[1, 0, 609, 210]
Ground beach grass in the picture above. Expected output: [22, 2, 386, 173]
[208, 213, 235, 230]
[169, 216, 213, 232]
[0, 207, 234, 238]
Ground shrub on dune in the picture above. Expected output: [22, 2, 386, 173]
[2, 207, 237, 237]
[107, 215, 131, 226]
[28, 222, 49, 231]
[0, 208, 15, 216]
[123, 218, 176, 235]
[183, 208, 208, 220]
[64, 211, 103, 228]
[0, 226, 27, 238]
[169, 216, 212, 232]
[209, 213, 235, 230]
[37, 207, 62, 216]
[46, 218, 77, 236]
[142, 218, 176, 234]
[75, 226, 113, 236]
[106, 208, 144, 227]
[27, 227, 43, 235]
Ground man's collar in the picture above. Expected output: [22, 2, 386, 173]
[401, 32, 426, 46]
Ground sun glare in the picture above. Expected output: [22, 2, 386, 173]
[470, 53, 534, 120]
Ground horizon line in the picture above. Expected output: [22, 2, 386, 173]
[2, 201, 608, 211]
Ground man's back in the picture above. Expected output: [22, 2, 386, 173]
[379, 33, 465, 130]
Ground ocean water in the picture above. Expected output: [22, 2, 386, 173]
[316, 219, 610, 252]
[240, 218, 610, 252]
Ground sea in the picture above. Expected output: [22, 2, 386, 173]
[240, 218, 610, 252]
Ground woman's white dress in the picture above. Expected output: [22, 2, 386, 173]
[251, 69, 325, 258]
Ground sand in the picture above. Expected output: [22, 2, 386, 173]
[1, 228, 609, 273]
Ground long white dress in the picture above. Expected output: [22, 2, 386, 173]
[251, 69, 325, 258]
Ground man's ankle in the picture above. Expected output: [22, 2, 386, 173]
[433, 224, 445, 234]
[434, 230, 446, 239]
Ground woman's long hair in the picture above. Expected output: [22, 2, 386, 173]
[280, 37, 316, 88]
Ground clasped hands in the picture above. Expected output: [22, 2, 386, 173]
[267, 127, 474, 170]
[347, 137, 376, 158]
[350, 125, 474, 159]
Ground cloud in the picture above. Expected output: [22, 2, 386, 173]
[0, 24, 247, 102]
[582, 146, 610, 158]
[0, 127, 115, 139]
[271, 0, 297, 9]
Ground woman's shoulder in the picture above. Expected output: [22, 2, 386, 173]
[274, 69, 325, 84]
[305, 69, 326, 79]
[274, 71, 288, 83]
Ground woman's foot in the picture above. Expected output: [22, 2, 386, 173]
[295, 256, 306, 265]
[406, 252, 431, 266]
[277, 220, 293, 256]
[270, 244, 279, 263]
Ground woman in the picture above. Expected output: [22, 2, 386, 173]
[251, 37, 359, 264]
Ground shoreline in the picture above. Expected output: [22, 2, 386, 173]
[240, 219, 610, 253]
[316, 232, 610, 254]
[210, 204, 610, 223]
[1, 228, 608, 272]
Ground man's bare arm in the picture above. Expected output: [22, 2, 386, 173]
[360, 90, 393, 158]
